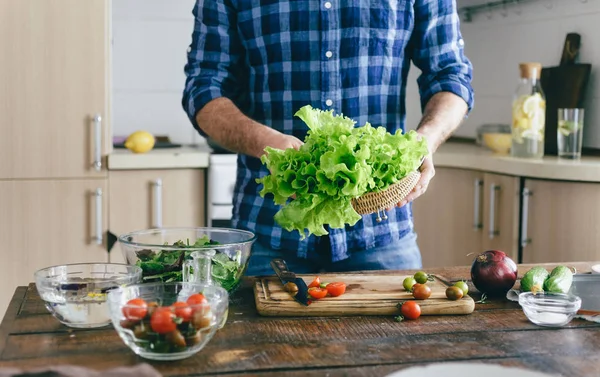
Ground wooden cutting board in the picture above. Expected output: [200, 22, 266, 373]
[254, 273, 475, 317]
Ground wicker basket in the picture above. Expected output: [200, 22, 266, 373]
[351, 171, 421, 222]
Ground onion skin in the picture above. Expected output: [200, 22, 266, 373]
[470, 250, 518, 297]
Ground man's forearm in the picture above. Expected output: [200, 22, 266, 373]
[195, 97, 283, 159]
[416, 92, 469, 154]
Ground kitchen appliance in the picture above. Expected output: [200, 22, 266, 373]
[269, 259, 310, 306]
[254, 273, 475, 316]
[208, 153, 238, 228]
[541, 33, 592, 156]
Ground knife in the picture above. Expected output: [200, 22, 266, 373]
[270, 258, 310, 306]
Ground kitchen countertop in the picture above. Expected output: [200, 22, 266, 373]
[107, 145, 212, 170]
[107, 139, 600, 182]
[0, 262, 599, 376]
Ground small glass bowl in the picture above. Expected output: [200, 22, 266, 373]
[518, 291, 582, 327]
[107, 282, 229, 361]
[34, 263, 143, 328]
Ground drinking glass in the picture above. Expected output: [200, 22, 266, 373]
[557, 108, 585, 159]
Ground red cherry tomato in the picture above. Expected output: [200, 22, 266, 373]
[307, 287, 328, 299]
[150, 308, 177, 334]
[400, 301, 421, 320]
[326, 282, 347, 297]
[308, 276, 321, 289]
[186, 293, 208, 306]
[171, 301, 192, 322]
[122, 298, 148, 321]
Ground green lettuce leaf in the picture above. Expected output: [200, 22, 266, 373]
[256, 105, 428, 239]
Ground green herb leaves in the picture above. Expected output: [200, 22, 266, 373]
[257, 105, 428, 239]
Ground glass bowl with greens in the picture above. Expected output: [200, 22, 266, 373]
[118, 227, 256, 292]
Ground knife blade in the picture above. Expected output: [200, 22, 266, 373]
[270, 258, 310, 306]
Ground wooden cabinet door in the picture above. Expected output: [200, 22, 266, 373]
[108, 170, 206, 263]
[0, 179, 109, 316]
[412, 167, 485, 268]
[482, 173, 520, 261]
[0, 0, 110, 179]
[521, 179, 600, 264]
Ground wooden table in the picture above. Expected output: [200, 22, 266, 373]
[0, 263, 599, 376]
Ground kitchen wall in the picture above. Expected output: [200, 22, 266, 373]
[112, 0, 199, 145]
[112, 0, 600, 148]
[404, 0, 600, 149]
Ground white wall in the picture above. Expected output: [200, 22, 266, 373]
[405, 0, 600, 149]
[112, 0, 200, 145]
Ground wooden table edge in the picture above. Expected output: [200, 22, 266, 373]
[0, 287, 28, 356]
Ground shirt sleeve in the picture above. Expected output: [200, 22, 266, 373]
[409, 0, 475, 114]
[181, 0, 245, 137]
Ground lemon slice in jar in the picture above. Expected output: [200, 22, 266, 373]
[522, 94, 544, 119]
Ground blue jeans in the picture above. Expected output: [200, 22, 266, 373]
[245, 231, 422, 276]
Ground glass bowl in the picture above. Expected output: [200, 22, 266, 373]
[118, 227, 256, 292]
[107, 282, 228, 361]
[34, 263, 142, 328]
[518, 291, 582, 327]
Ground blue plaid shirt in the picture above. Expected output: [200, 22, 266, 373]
[182, 0, 474, 262]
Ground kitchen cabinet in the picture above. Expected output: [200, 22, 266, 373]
[0, 0, 111, 179]
[108, 169, 206, 263]
[0, 179, 109, 317]
[413, 168, 519, 268]
[521, 179, 600, 264]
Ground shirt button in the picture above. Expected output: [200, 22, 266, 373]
[458, 38, 464, 46]
[187, 46, 192, 53]
[325, 51, 333, 58]
[324, 1, 332, 9]
[325, 99, 333, 106]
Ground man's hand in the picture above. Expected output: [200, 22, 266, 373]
[397, 150, 435, 208]
[260, 132, 303, 158]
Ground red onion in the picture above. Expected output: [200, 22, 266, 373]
[470, 250, 517, 297]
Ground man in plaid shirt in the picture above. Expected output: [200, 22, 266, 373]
[182, 0, 474, 275]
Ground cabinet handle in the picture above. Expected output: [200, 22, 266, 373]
[94, 188, 103, 245]
[153, 179, 163, 228]
[92, 114, 102, 171]
[521, 187, 533, 247]
[473, 179, 483, 230]
[489, 184, 500, 239]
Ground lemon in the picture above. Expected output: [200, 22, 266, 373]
[522, 94, 544, 119]
[124, 131, 155, 153]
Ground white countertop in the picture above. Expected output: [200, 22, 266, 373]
[108, 145, 211, 170]
[434, 141, 600, 183]
[107, 140, 600, 182]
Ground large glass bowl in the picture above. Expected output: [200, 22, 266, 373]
[34, 263, 142, 328]
[118, 227, 256, 292]
[107, 282, 228, 361]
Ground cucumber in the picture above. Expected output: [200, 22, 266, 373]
[543, 265, 574, 294]
[520, 266, 549, 293]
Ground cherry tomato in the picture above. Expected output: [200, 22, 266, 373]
[412, 283, 432, 300]
[403, 277, 417, 291]
[454, 281, 469, 295]
[308, 287, 328, 299]
[150, 307, 177, 334]
[308, 276, 321, 289]
[122, 298, 148, 321]
[326, 282, 346, 297]
[400, 301, 421, 320]
[446, 286, 464, 301]
[171, 301, 192, 322]
[186, 293, 208, 306]
[414, 271, 429, 284]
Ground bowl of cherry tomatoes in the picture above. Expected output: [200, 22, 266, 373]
[107, 281, 228, 361]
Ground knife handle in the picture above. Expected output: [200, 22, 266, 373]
[270, 258, 296, 280]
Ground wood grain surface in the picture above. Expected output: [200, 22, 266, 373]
[254, 273, 475, 316]
[0, 262, 598, 376]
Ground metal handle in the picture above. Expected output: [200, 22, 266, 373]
[521, 187, 532, 247]
[92, 114, 102, 171]
[152, 179, 163, 228]
[473, 179, 483, 230]
[270, 258, 295, 280]
[94, 188, 103, 245]
[489, 184, 500, 239]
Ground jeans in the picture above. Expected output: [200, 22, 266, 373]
[245, 231, 423, 276]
